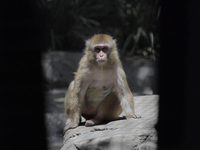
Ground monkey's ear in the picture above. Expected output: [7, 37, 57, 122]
[85, 39, 92, 52]
[86, 36, 93, 47]
[113, 38, 117, 44]
[111, 38, 118, 51]
[112, 37, 117, 45]
[86, 40, 89, 47]
[83, 40, 89, 54]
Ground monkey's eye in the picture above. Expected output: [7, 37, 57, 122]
[94, 48, 101, 53]
[102, 47, 108, 53]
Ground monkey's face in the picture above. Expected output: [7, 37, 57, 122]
[86, 34, 117, 65]
[93, 44, 109, 65]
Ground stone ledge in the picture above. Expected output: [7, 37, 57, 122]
[61, 95, 159, 150]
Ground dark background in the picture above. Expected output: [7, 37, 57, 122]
[1, 0, 200, 149]
[157, 0, 200, 149]
[0, 1, 47, 150]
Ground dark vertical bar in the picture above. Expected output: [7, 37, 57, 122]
[0, 1, 47, 149]
[185, 0, 200, 149]
[157, 0, 200, 149]
[157, 0, 187, 149]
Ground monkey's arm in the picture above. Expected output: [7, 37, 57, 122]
[64, 65, 89, 131]
[115, 65, 139, 119]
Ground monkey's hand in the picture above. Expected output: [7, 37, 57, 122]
[132, 114, 141, 119]
[63, 119, 79, 133]
[126, 114, 141, 119]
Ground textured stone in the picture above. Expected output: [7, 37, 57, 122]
[61, 95, 159, 150]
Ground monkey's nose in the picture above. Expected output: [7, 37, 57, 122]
[99, 51, 104, 57]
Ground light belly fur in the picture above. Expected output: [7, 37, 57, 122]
[85, 86, 112, 105]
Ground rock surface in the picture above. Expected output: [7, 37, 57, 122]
[45, 89, 67, 150]
[61, 95, 159, 150]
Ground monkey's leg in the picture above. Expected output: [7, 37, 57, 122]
[85, 92, 122, 127]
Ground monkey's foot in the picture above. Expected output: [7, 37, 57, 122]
[132, 114, 141, 119]
[85, 119, 101, 127]
[85, 120, 95, 126]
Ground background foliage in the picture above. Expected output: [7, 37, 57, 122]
[37, 0, 160, 57]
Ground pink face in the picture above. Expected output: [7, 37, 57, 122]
[93, 44, 109, 64]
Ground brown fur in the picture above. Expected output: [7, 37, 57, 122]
[64, 34, 140, 132]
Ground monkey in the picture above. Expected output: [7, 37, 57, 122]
[64, 34, 140, 131]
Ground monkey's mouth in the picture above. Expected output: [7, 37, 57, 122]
[97, 59, 107, 64]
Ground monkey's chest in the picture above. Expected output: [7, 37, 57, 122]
[85, 85, 112, 105]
